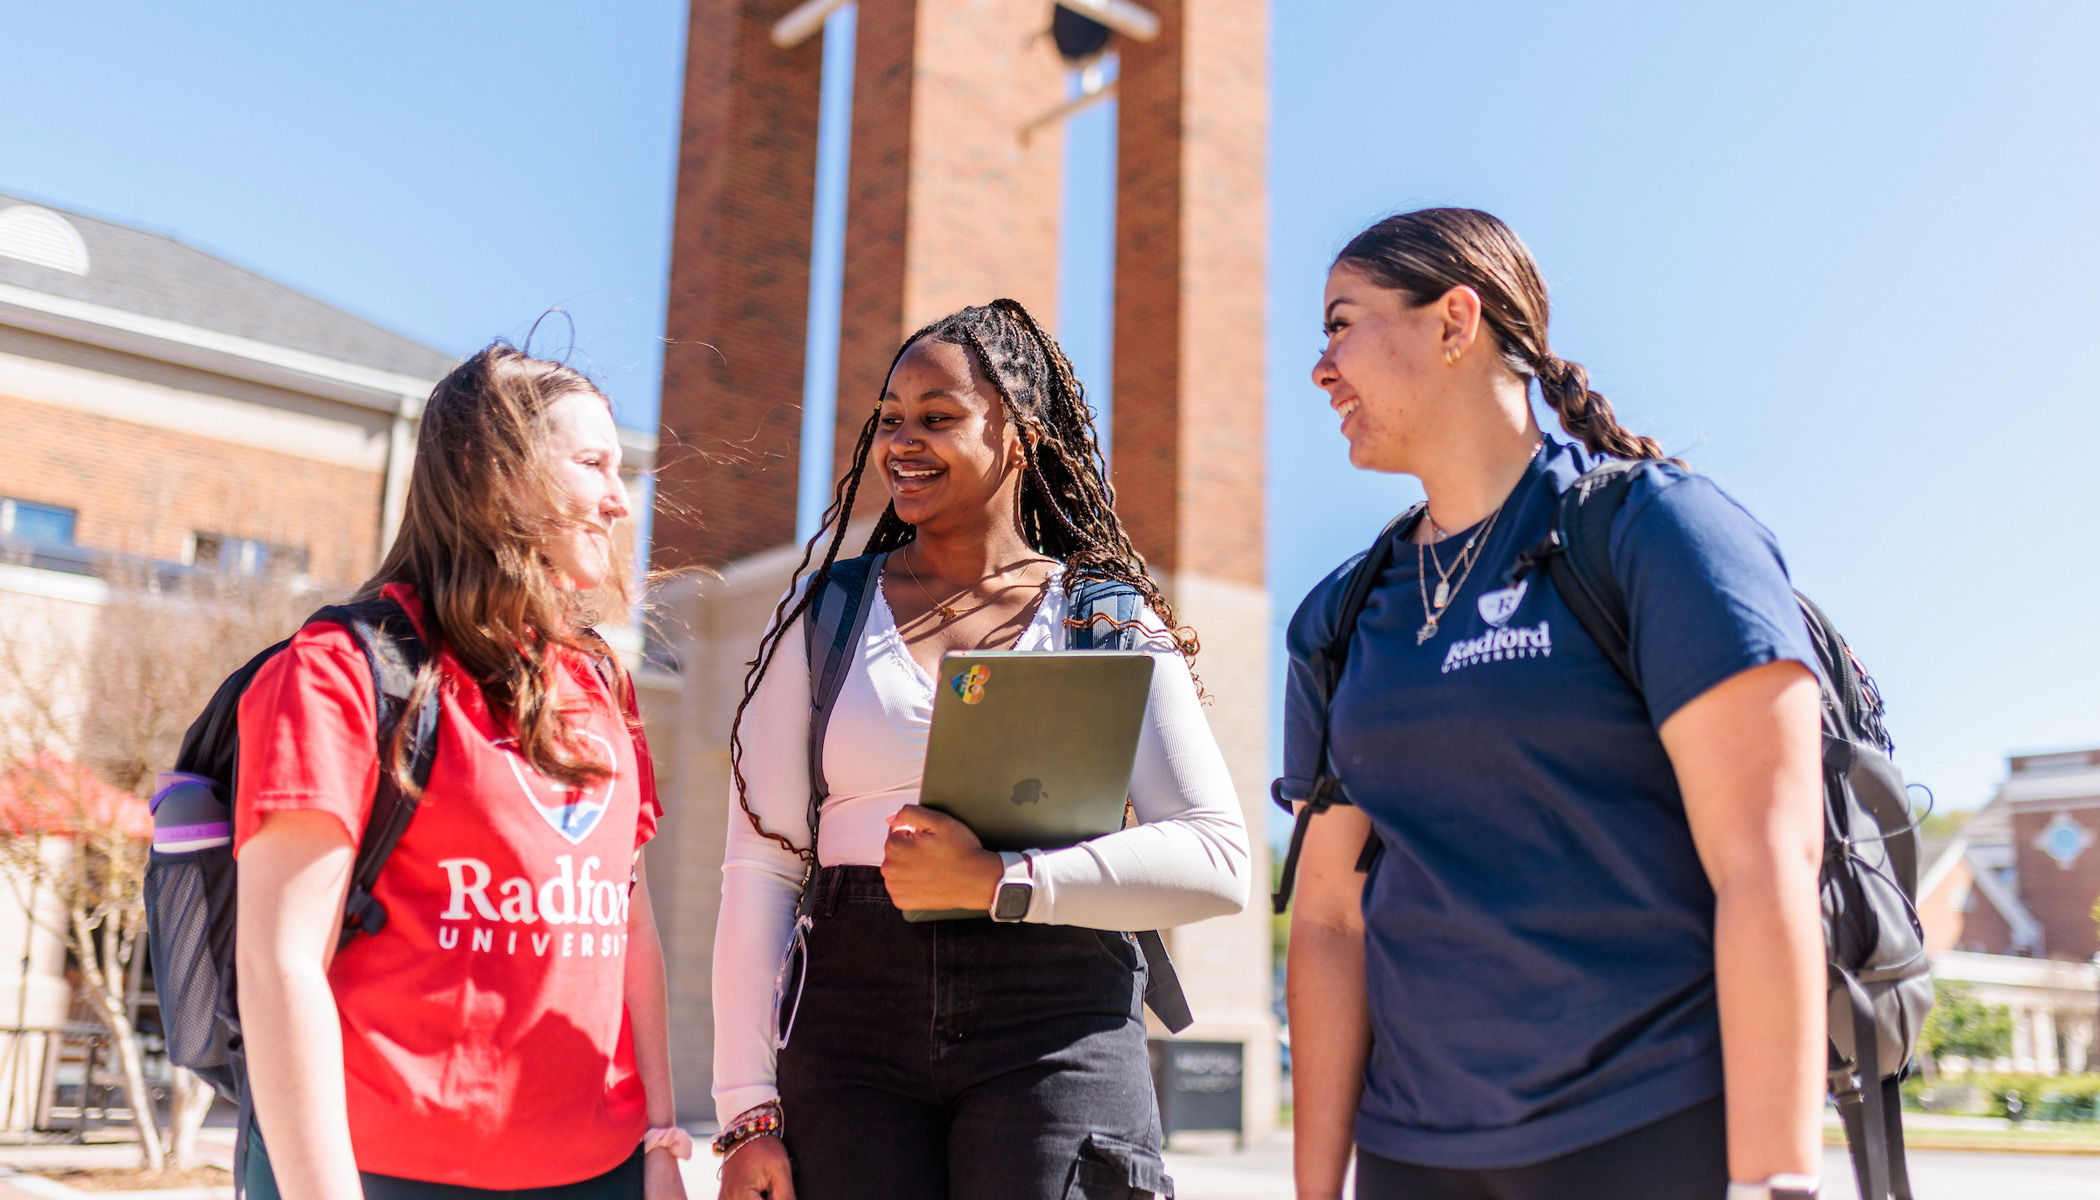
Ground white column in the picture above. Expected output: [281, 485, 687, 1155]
[378, 395, 421, 561]
[2033, 1007, 2060, 1075]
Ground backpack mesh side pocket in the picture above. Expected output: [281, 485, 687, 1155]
[144, 844, 240, 1099]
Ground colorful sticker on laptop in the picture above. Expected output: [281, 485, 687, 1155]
[950, 664, 991, 705]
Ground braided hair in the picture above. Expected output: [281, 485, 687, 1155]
[1335, 208, 1666, 462]
[727, 298, 1195, 860]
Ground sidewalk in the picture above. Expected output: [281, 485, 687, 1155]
[0, 1130, 234, 1200]
[2, 1123, 2092, 1199]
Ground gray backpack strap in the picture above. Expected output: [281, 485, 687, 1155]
[310, 599, 441, 951]
[1064, 575, 1146, 651]
[800, 553, 887, 890]
[1066, 575, 1196, 1034]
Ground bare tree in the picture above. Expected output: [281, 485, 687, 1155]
[0, 756, 163, 1169]
[0, 563, 323, 1168]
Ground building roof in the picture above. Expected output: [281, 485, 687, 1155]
[0, 192, 455, 381]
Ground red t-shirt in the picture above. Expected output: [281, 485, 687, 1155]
[233, 584, 661, 1188]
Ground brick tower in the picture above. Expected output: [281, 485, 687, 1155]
[648, 0, 1273, 1133]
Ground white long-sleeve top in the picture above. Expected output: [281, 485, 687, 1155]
[710, 567, 1251, 1123]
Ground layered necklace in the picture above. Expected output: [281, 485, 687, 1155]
[1414, 506, 1504, 644]
[1413, 442, 1541, 645]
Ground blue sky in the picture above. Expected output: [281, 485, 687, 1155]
[6, 1, 2098, 828]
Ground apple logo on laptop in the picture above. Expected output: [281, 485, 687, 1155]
[1011, 779, 1047, 806]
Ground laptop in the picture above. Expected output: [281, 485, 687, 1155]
[903, 649, 1156, 922]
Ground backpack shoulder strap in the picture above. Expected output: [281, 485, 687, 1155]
[1512, 458, 1643, 690]
[1064, 574, 1146, 651]
[1310, 506, 1419, 708]
[309, 598, 440, 950]
[1058, 569, 1196, 1033]
[574, 626, 653, 786]
[574, 627, 625, 700]
[801, 553, 887, 871]
[173, 637, 295, 794]
[1270, 504, 1422, 914]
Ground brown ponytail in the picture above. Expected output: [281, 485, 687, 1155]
[1334, 208, 1665, 462]
[1534, 354, 1664, 461]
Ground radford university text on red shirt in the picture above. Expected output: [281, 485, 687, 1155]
[234, 585, 661, 1189]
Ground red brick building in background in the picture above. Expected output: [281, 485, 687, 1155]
[645, 0, 1277, 1133]
[0, 192, 456, 591]
[0, 195, 658, 1128]
[1916, 750, 2100, 1074]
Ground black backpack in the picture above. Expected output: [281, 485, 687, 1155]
[797, 552, 1193, 1032]
[143, 598, 441, 1122]
[1272, 460, 1934, 1200]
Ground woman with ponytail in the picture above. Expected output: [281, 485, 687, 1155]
[1284, 211, 1826, 1200]
[235, 345, 684, 1200]
[712, 301, 1248, 1200]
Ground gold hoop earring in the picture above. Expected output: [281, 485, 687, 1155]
[1444, 347, 1460, 366]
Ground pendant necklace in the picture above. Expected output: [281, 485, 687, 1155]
[903, 546, 963, 622]
[1414, 442, 1541, 643]
[1415, 502, 1506, 644]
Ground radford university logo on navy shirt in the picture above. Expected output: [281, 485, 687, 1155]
[1440, 580, 1553, 675]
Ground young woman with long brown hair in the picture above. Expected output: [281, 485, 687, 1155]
[712, 300, 1249, 1200]
[234, 345, 686, 1200]
[1284, 210, 1826, 1200]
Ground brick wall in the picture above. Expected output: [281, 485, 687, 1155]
[831, 0, 1065, 523]
[2012, 801, 2100, 961]
[1111, 0, 1266, 583]
[0, 391, 383, 590]
[654, 0, 825, 569]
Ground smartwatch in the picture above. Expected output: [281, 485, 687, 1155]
[989, 853, 1034, 923]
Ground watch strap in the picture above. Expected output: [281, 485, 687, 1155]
[990, 852, 1034, 922]
[1727, 1176, 1820, 1200]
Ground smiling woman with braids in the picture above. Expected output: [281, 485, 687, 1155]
[1283, 210, 1825, 1200]
[711, 300, 1248, 1200]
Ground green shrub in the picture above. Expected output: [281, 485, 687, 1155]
[1920, 983, 2013, 1064]
[1912, 1073, 2100, 1122]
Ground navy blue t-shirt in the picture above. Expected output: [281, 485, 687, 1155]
[1281, 436, 1816, 1169]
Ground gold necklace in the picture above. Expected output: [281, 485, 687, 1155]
[1415, 440, 1542, 640]
[903, 546, 963, 622]
[1415, 502, 1506, 644]
[1424, 523, 1489, 610]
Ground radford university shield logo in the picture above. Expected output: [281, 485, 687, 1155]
[1476, 579, 1528, 628]
[492, 731, 616, 844]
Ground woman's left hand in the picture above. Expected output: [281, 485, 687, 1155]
[643, 1147, 688, 1200]
[881, 805, 1004, 912]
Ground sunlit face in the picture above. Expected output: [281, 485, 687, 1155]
[872, 338, 1025, 533]
[1311, 264, 1450, 473]
[538, 390, 629, 590]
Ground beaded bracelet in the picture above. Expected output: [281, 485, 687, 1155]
[711, 1100, 784, 1159]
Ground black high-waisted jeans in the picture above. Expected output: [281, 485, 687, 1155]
[776, 865, 1171, 1200]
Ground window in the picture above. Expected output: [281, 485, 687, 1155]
[0, 497, 78, 545]
[190, 533, 309, 578]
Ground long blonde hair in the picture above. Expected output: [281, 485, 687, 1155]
[361, 342, 631, 791]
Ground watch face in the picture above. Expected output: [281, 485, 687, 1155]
[994, 883, 1031, 921]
